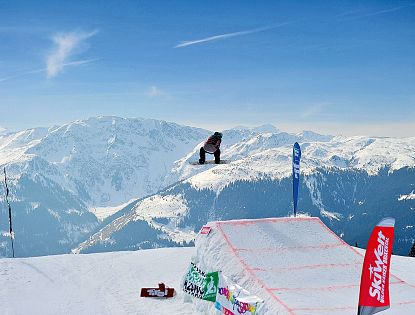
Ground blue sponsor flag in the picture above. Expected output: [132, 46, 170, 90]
[292, 142, 301, 217]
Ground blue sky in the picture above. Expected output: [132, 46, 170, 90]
[1, 0, 414, 136]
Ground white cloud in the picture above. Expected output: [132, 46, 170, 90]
[46, 30, 98, 78]
[301, 103, 330, 119]
[147, 86, 165, 98]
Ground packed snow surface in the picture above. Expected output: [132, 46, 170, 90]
[2, 218, 415, 315]
[0, 248, 195, 315]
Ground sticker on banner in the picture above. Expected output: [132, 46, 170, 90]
[215, 274, 263, 315]
[202, 271, 219, 302]
[183, 262, 206, 299]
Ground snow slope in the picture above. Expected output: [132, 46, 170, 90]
[0, 247, 195, 315]
[1, 232, 415, 314]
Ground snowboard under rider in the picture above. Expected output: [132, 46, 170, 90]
[199, 132, 222, 164]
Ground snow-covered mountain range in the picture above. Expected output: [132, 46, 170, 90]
[1, 116, 414, 257]
[73, 124, 415, 256]
[0, 116, 209, 257]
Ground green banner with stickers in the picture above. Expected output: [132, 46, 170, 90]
[182, 262, 219, 302]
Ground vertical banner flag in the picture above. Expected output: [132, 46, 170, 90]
[357, 218, 395, 315]
[292, 142, 301, 217]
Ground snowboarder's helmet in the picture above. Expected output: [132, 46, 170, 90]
[214, 132, 222, 138]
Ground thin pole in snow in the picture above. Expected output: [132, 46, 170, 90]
[4, 167, 15, 258]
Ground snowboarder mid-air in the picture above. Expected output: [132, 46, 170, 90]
[199, 132, 222, 164]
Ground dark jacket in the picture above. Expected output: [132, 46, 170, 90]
[203, 135, 221, 153]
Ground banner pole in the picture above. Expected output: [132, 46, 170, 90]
[4, 167, 15, 258]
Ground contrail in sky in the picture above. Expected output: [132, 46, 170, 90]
[0, 59, 98, 83]
[175, 23, 290, 48]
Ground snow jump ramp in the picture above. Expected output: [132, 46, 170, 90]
[190, 217, 415, 314]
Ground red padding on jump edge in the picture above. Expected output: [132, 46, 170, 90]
[248, 262, 362, 273]
[235, 242, 345, 253]
[292, 305, 356, 312]
[216, 216, 319, 226]
[269, 280, 405, 292]
[292, 300, 415, 312]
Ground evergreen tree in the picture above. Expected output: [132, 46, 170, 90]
[409, 241, 415, 257]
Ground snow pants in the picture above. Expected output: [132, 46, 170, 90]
[199, 147, 220, 164]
